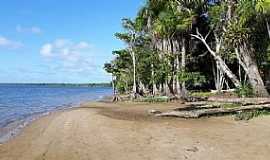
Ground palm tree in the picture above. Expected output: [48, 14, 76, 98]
[115, 18, 145, 99]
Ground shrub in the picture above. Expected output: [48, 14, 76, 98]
[235, 83, 253, 98]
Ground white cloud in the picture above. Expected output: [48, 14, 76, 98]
[40, 39, 96, 74]
[40, 44, 53, 57]
[16, 25, 42, 34]
[40, 39, 92, 60]
[75, 41, 91, 49]
[0, 36, 23, 49]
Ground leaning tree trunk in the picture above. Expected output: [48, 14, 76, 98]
[239, 44, 269, 97]
[191, 31, 241, 88]
[210, 51, 240, 88]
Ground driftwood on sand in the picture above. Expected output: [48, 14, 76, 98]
[151, 98, 270, 119]
[154, 104, 270, 118]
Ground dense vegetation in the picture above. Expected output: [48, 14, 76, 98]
[105, 0, 270, 99]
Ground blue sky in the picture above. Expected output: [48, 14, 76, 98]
[0, 0, 143, 83]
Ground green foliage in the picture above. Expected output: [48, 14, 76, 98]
[208, 4, 225, 27]
[225, 21, 251, 47]
[152, 1, 193, 38]
[237, 0, 258, 25]
[138, 96, 169, 103]
[267, 45, 270, 61]
[105, 0, 270, 98]
[235, 83, 254, 98]
[256, 0, 270, 12]
[116, 80, 128, 94]
[178, 71, 206, 87]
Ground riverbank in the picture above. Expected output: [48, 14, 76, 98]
[1, 102, 270, 160]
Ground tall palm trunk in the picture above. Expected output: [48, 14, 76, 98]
[130, 49, 137, 99]
[239, 43, 269, 97]
[164, 79, 170, 96]
[151, 63, 158, 96]
[175, 54, 181, 96]
[181, 38, 187, 97]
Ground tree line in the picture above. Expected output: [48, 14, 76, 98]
[104, 0, 270, 99]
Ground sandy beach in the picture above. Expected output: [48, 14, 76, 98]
[0, 102, 270, 160]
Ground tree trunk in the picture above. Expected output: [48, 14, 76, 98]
[191, 32, 241, 87]
[211, 34, 225, 91]
[139, 81, 146, 96]
[264, 20, 270, 91]
[164, 80, 170, 96]
[112, 75, 115, 96]
[171, 39, 181, 97]
[154, 104, 270, 119]
[213, 61, 225, 92]
[175, 54, 181, 96]
[266, 19, 270, 40]
[181, 38, 187, 97]
[213, 56, 240, 88]
[159, 84, 163, 94]
[239, 44, 269, 97]
[130, 50, 137, 99]
[151, 63, 158, 96]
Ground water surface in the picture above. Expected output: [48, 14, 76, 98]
[0, 84, 112, 143]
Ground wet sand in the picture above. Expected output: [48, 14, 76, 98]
[0, 102, 270, 160]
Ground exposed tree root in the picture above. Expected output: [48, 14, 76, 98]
[112, 95, 123, 102]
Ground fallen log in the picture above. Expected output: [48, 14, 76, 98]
[207, 98, 270, 106]
[155, 104, 270, 118]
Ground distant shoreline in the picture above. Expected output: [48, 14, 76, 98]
[0, 83, 112, 87]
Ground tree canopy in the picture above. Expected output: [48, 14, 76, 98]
[105, 0, 270, 99]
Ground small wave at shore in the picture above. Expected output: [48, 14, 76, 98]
[0, 104, 76, 144]
[0, 85, 112, 144]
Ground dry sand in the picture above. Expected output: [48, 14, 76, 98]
[0, 102, 270, 160]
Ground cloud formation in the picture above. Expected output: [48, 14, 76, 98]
[40, 39, 97, 74]
[0, 36, 23, 49]
[16, 25, 42, 34]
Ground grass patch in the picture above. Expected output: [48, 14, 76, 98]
[221, 103, 241, 109]
[136, 96, 170, 103]
[234, 110, 270, 121]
